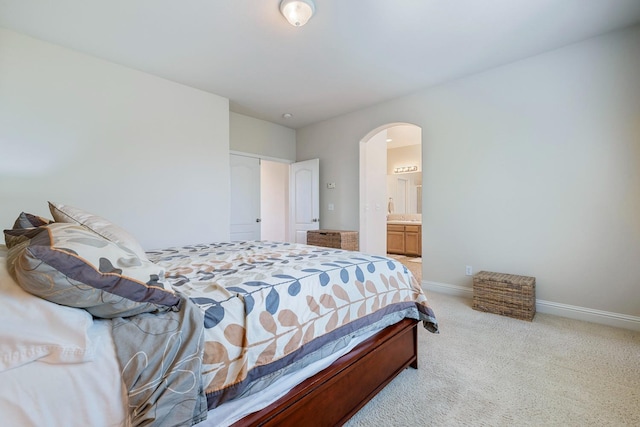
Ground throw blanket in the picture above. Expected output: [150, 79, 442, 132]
[111, 296, 208, 427]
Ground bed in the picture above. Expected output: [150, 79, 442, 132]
[1, 203, 438, 426]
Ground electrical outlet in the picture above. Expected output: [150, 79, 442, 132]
[465, 265, 473, 276]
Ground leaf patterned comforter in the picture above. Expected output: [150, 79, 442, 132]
[147, 241, 438, 409]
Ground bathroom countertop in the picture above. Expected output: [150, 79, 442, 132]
[387, 220, 422, 225]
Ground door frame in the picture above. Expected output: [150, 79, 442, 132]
[229, 151, 320, 245]
[230, 151, 293, 242]
[359, 123, 423, 255]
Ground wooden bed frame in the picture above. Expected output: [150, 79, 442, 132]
[234, 318, 419, 426]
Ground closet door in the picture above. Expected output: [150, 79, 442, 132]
[230, 154, 261, 241]
[289, 158, 319, 244]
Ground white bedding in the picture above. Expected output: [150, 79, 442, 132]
[1, 237, 433, 426]
[0, 320, 129, 427]
[0, 304, 383, 427]
[0, 309, 382, 427]
[0, 242, 384, 426]
[0, 246, 96, 371]
[1, 244, 127, 427]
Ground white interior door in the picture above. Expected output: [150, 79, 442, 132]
[289, 158, 319, 244]
[230, 154, 261, 241]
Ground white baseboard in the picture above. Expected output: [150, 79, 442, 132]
[422, 280, 640, 332]
[423, 280, 473, 298]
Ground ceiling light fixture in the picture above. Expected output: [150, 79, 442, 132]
[394, 165, 419, 174]
[280, 0, 315, 27]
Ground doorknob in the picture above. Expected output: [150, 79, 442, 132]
[256, 218, 262, 222]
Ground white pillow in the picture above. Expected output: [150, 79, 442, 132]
[48, 201, 147, 259]
[0, 245, 96, 372]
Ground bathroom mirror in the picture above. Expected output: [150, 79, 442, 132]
[386, 171, 422, 214]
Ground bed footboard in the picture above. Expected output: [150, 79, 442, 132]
[234, 318, 419, 426]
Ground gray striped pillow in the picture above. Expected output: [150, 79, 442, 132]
[5, 223, 180, 318]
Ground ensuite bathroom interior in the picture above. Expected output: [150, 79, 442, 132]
[385, 125, 422, 275]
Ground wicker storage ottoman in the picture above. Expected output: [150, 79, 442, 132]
[472, 271, 536, 321]
[307, 230, 359, 251]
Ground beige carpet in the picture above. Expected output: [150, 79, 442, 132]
[345, 291, 640, 426]
[388, 254, 422, 282]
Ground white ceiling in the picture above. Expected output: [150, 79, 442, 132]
[387, 125, 421, 149]
[1, 0, 640, 129]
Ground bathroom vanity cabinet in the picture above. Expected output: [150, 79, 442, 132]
[387, 223, 421, 256]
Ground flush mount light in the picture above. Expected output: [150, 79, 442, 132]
[282, 113, 293, 119]
[280, 0, 316, 27]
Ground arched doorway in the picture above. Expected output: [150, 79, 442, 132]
[359, 123, 422, 255]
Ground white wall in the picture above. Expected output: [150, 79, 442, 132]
[0, 28, 230, 249]
[230, 112, 296, 162]
[297, 25, 640, 318]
